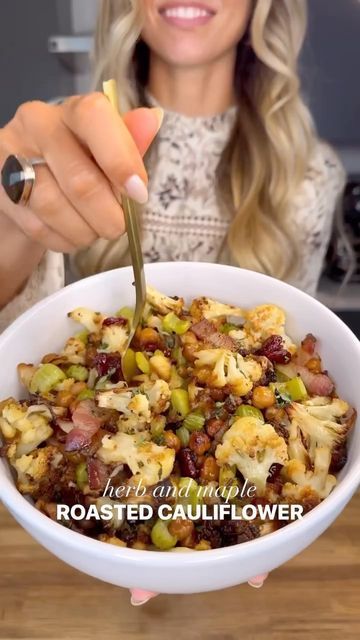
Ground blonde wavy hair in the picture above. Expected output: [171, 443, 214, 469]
[91, 0, 315, 280]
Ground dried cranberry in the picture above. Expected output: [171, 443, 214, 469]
[120, 522, 138, 545]
[102, 316, 128, 327]
[223, 395, 242, 414]
[301, 333, 317, 355]
[221, 521, 259, 546]
[93, 353, 122, 381]
[144, 343, 159, 353]
[197, 523, 222, 548]
[330, 445, 348, 473]
[177, 448, 199, 478]
[255, 335, 291, 364]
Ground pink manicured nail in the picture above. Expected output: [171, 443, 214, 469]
[130, 589, 158, 606]
[151, 107, 164, 132]
[124, 175, 148, 204]
[247, 573, 269, 589]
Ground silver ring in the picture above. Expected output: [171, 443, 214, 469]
[1, 155, 46, 206]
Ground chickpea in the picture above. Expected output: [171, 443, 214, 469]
[306, 357, 322, 374]
[195, 539, 212, 551]
[195, 367, 212, 384]
[265, 406, 286, 423]
[206, 417, 225, 438]
[131, 541, 147, 550]
[189, 431, 211, 456]
[70, 381, 87, 395]
[252, 386, 275, 409]
[56, 389, 74, 408]
[200, 456, 219, 483]
[139, 327, 161, 348]
[163, 430, 181, 453]
[181, 331, 199, 362]
[168, 518, 194, 541]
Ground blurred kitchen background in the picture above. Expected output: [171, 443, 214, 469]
[0, 0, 359, 335]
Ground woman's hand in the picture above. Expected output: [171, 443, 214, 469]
[0, 94, 162, 308]
[0, 94, 162, 252]
[129, 574, 269, 606]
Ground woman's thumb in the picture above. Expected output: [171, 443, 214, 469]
[123, 107, 164, 157]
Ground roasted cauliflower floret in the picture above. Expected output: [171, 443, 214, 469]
[194, 349, 262, 396]
[68, 307, 105, 334]
[100, 323, 129, 354]
[97, 432, 175, 486]
[287, 397, 351, 462]
[13, 446, 63, 495]
[97, 390, 151, 421]
[142, 379, 171, 414]
[243, 304, 296, 353]
[149, 352, 172, 382]
[215, 416, 288, 495]
[282, 447, 337, 499]
[189, 297, 244, 321]
[0, 402, 53, 459]
[146, 285, 184, 315]
[61, 336, 86, 365]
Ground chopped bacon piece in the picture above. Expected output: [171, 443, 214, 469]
[192, 319, 237, 351]
[65, 400, 102, 452]
[296, 366, 334, 396]
[301, 334, 317, 355]
[87, 458, 109, 491]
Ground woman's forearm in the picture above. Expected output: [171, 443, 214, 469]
[0, 212, 45, 310]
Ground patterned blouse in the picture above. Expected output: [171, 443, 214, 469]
[0, 104, 345, 333]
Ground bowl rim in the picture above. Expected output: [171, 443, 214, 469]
[0, 261, 359, 567]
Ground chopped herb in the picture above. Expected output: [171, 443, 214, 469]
[275, 389, 291, 407]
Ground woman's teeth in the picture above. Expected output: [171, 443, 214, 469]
[162, 7, 212, 19]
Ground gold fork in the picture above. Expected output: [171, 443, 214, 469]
[103, 79, 146, 380]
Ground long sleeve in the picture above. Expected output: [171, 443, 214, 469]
[287, 141, 346, 296]
[0, 251, 65, 333]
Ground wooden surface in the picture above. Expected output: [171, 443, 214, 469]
[0, 496, 359, 640]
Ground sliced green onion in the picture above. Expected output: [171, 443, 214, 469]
[219, 464, 238, 502]
[135, 351, 150, 374]
[283, 377, 308, 401]
[220, 323, 238, 334]
[177, 477, 201, 513]
[219, 464, 236, 487]
[75, 462, 88, 490]
[115, 306, 134, 321]
[29, 364, 66, 395]
[66, 365, 89, 382]
[171, 389, 190, 417]
[162, 312, 191, 335]
[235, 405, 264, 422]
[122, 348, 138, 381]
[151, 416, 166, 439]
[75, 330, 88, 345]
[176, 426, 190, 447]
[271, 377, 307, 402]
[171, 346, 186, 367]
[183, 412, 205, 432]
[151, 519, 178, 550]
[77, 388, 95, 401]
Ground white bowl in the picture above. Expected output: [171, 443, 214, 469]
[0, 262, 359, 594]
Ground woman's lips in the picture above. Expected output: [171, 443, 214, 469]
[159, 3, 216, 28]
